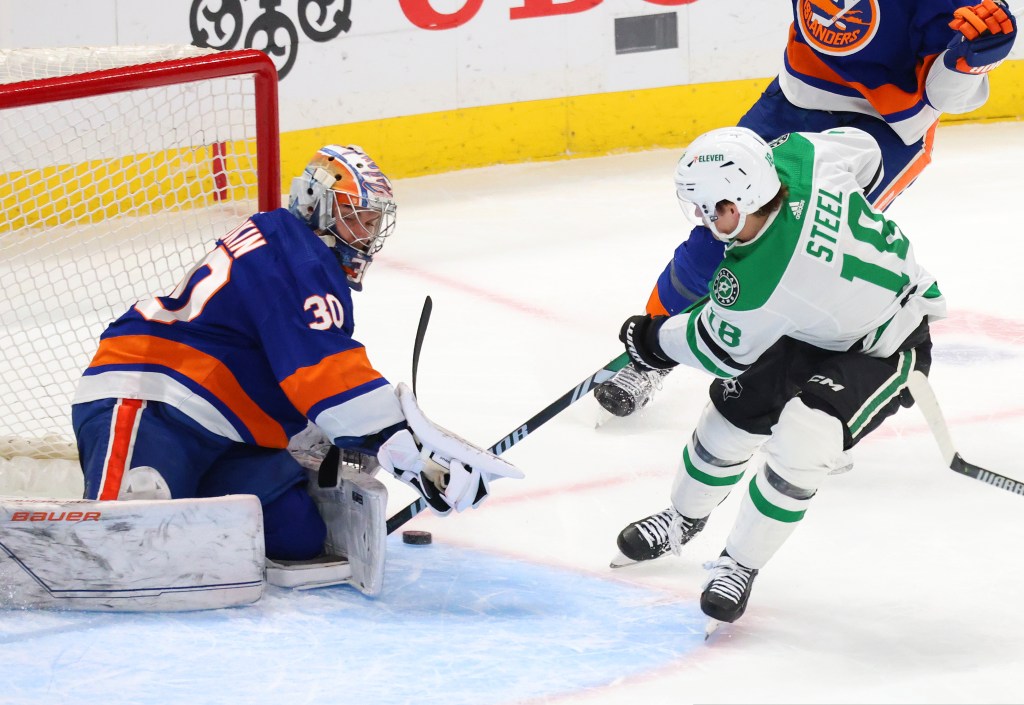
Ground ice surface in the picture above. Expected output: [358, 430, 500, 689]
[2, 122, 1023, 704]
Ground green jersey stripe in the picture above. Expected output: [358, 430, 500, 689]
[848, 348, 916, 437]
[685, 308, 735, 377]
[748, 477, 806, 523]
[683, 446, 745, 486]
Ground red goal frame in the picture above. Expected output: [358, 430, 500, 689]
[0, 48, 281, 211]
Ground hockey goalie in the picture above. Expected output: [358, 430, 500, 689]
[0, 145, 522, 612]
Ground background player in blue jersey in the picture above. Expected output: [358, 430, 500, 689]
[72, 145, 522, 588]
[595, 0, 1017, 417]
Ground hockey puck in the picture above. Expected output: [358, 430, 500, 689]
[402, 530, 432, 545]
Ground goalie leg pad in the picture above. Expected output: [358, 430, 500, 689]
[0, 495, 264, 611]
[301, 453, 388, 596]
[265, 555, 353, 591]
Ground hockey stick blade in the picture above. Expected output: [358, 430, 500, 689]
[906, 371, 1023, 496]
[411, 295, 432, 397]
[949, 454, 1024, 495]
[385, 352, 631, 534]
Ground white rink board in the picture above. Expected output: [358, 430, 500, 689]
[0, 1, 790, 130]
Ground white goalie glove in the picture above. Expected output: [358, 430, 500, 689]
[377, 383, 524, 515]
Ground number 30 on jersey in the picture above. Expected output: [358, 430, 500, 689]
[304, 294, 346, 330]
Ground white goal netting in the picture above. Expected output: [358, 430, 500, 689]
[0, 46, 279, 477]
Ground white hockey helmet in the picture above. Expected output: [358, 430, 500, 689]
[674, 127, 781, 242]
[288, 145, 396, 290]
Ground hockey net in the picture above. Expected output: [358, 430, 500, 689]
[0, 46, 281, 468]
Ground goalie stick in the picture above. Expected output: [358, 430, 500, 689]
[412, 295, 432, 396]
[906, 370, 1023, 496]
[384, 352, 631, 534]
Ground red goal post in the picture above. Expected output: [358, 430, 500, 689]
[0, 47, 281, 461]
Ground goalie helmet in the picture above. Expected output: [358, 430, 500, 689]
[288, 145, 396, 290]
[673, 127, 781, 242]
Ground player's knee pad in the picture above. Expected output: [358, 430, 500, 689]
[118, 466, 171, 500]
[693, 401, 766, 464]
[762, 398, 844, 494]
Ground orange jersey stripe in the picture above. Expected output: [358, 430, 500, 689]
[279, 346, 384, 416]
[90, 335, 289, 448]
[645, 285, 671, 317]
[98, 398, 144, 500]
[786, 27, 939, 116]
[873, 121, 937, 211]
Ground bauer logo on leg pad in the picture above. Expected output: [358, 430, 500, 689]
[11, 509, 102, 521]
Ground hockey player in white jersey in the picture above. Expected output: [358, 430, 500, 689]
[595, 0, 1016, 418]
[610, 126, 945, 627]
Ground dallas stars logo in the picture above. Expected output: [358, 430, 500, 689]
[712, 268, 740, 307]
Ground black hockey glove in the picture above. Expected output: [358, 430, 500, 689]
[619, 315, 678, 371]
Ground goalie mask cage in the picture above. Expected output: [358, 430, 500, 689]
[0, 46, 281, 461]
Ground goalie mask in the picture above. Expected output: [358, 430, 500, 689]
[674, 127, 781, 242]
[288, 145, 397, 290]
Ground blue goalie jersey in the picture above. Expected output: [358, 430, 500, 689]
[74, 208, 405, 451]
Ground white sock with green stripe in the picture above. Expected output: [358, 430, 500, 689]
[726, 464, 812, 569]
[724, 398, 843, 569]
[672, 402, 766, 519]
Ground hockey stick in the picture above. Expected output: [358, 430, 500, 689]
[384, 352, 631, 534]
[411, 296, 432, 396]
[906, 370, 1023, 496]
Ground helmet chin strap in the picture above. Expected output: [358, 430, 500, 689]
[706, 211, 745, 243]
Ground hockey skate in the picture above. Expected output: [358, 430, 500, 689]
[609, 506, 706, 568]
[594, 363, 670, 417]
[701, 550, 759, 636]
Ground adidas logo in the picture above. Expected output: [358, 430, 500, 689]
[789, 200, 806, 219]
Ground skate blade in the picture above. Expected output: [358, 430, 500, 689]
[594, 408, 617, 429]
[608, 551, 637, 569]
[704, 618, 723, 640]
